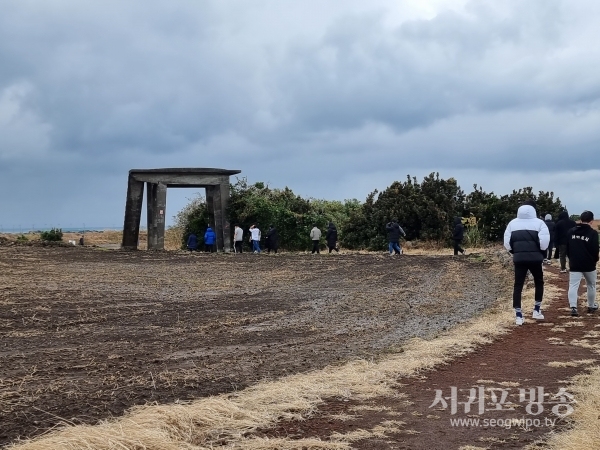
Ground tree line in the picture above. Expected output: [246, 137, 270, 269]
[174, 174, 565, 251]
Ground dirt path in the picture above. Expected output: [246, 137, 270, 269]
[257, 265, 599, 449]
[0, 246, 504, 447]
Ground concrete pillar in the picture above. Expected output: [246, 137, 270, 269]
[206, 186, 216, 232]
[220, 180, 231, 252]
[122, 176, 144, 250]
[147, 182, 167, 250]
[212, 185, 224, 252]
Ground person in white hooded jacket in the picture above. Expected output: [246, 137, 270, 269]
[504, 200, 550, 325]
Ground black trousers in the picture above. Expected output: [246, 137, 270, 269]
[205, 244, 213, 253]
[312, 240, 320, 254]
[234, 241, 243, 253]
[513, 262, 544, 309]
[559, 244, 568, 270]
[328, 245, 339, 253]
[453, 239, 464, 255]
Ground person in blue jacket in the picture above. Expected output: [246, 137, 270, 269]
[204, 226, 216, 252]
[186, 233, 198, 251]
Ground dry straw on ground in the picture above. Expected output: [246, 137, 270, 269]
[8, 265, 560, 450]
[539, 365, 600, 450]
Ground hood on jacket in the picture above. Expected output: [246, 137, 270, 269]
[517, 205, 537, 220]
[454, 217, 463, 226]
[545, 214, 552, 221]
[558, 211, 569, 221]
[206, 227, 213, 232]
[328, 222, 336, 229]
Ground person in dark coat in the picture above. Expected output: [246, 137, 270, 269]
[204, 226, 216, 252]
[555, 211, 577, 272]
[543, 214, 556, 263]
[452, 217, 466, 255]
[266, 225, 279, 253]
[186, 233, 198, 251]
[386, 219, 406, 255]
[326, 222, 339, 253]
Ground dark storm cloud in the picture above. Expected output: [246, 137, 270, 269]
[1, 0, 600, 227]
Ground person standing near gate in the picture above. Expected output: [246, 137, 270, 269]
[266, 225, 279, 253]
[310, 224, 322, 254]
[503, 200, 550, 325]
[250, 224, 261, 253]
[233, 224, 243, 253]
[187, 232, 198, 251]
[566, 211, 599, 316]
[204, 226, 216, 252]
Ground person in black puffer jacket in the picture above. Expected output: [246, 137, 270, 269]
[555, 211, 577, 272]
[452, 217, 466, 256]
[544, 214, 556, 263]
[504, 200, 550, 325]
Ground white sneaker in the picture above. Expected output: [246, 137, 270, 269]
[560, 269, 567, 273]
[516, 316, 524, 326]
[532, 310, 545, 320]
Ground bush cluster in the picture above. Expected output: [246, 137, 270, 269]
[176, 174, 565, 251]
[40, 228, 63, 242]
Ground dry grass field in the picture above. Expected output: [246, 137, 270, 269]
[0, 228, 183, 251]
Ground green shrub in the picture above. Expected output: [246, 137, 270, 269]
[463, 225, 487, 248]
[16, 234, 28, 242]
[40, 228, 63, 242]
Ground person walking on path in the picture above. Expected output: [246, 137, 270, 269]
[249, 224, 261, 253]
[186, 232, 198, 251]
[326, 222, 339, 253]
[566, 211, 599, 317]
[555, 211, 577, 273]
[266, 225, 279, 253]
[503, 200, 550, 325]
[452, 217, 466, 256]
[310, 224, 322, 254]
[386, 219, 406, 255]
[204, 226, 216, 252]
[233, 224, 243, 253]
[543, 214, 556, 264]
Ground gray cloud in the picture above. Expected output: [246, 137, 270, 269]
[1, 0, 599, 229]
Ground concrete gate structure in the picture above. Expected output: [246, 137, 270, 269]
[121, 168, 241, 251]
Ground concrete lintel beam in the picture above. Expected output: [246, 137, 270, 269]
[131, 174, 228, 186]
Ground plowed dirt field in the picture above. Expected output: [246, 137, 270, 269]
[0, 246, 505, 446]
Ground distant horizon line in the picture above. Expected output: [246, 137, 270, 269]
[0, 226, 149, 234]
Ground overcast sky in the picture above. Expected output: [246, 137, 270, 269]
[1, 0, 599, 230]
